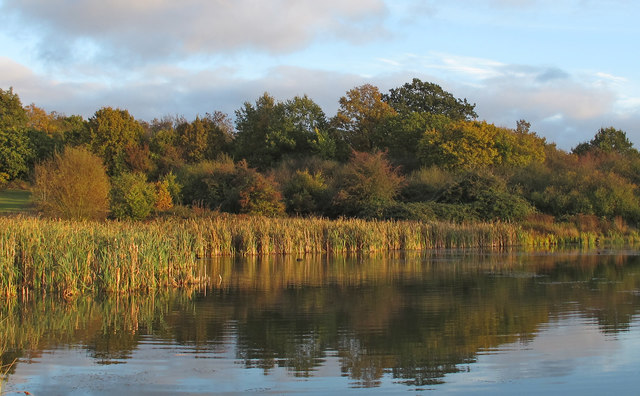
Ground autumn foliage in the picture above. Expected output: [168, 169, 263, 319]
[33, 147, 110, 220]
[2, 80, 640, 225]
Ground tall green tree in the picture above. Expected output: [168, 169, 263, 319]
[0, 88, 32, 185]
[88, 107, 144, 176]
[383, 78, 477, 120]
[235, 93, 328, 169]
[573, 127, 636, 156]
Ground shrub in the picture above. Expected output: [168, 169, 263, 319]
[223, 160, 285, 217]
[177, 157, 234, 206]
[401, 166, 454, 202]
[110, 172, 157, 220]
[282, 169, 329, 215]
[177, 158, 285, 217]
[439, 171, 534, 221]
[32, 147, 110, 220]
[331, 151, 405, 217]
[154, 179, 173, 211]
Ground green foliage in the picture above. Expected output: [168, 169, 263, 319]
[0, 88, 31, 185]
[110, 172, 157, 220]
[439, 171, 534, 221]
[235, 93, 328, 169]
[573, 127, 636, 156]
[88, 107, 144, 176]
[32, 147, 110, 220]
[375, 112, 453, 170]
[401, 166, 455, 202]
[0, 189, 32, 213]
[177, 157, 235, 207]
[384, 78, 477, 120]
[177, 158, 284, 216]
[0, 128, 31, 185]
[494, 124, 546, 167]
[282, 169, 329, 215]
[513, 146, 640, 222]
[161, 171, 182, 205]
[0, 87, 27, 131]
[331, 151, 405, 217]
[4, 85, 640, 226]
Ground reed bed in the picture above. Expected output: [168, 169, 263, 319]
[0, 214, 635, 297]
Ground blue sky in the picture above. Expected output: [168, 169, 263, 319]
[0, 0, 638, 149]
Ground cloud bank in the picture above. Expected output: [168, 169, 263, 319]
[2, 0, 387, 64]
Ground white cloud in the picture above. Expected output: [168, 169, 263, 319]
[1, 0, 388, 65]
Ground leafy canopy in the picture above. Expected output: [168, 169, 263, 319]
[383, 78, 477, 120]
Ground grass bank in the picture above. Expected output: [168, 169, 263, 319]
[1, 214, 637, 297]
[0, 190, 32, 214]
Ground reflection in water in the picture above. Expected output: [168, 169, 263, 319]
[2, 249, 640, 393]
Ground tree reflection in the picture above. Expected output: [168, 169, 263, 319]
[2, 249, 640, 387]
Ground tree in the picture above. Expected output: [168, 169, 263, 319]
[0, 87, 27, 131]
[235, 93, 329, 169]
[176, 112, 234, 163]
[375, 112, 452, 170]
[573, 127, 636, 156]
[234, 93, 290, 169]
[332, 84, 397, 154]
[418, 120, 545, 170]
[418, 121, 499, 170]
[87, 107, 144, 175]
[0, 88, 31, 185]
[149, 116, 185, 176]
[438, 170, 534, 221]
[32, 147, 110, 220]
[383, 78, 477, 120]
[177, 116, 209, 163]
[283, 95, 329, 156]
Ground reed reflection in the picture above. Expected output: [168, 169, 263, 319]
[2, 249, 640, 388]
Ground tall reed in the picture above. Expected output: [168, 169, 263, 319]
[1, 214, 637, 297]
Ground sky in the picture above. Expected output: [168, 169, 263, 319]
[0, 0, 639, 150]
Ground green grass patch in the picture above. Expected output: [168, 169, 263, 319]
[0, 190, 33, 213]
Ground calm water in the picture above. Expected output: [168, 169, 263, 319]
[3, 249, 640, 394]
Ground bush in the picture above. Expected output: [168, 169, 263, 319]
[401, 166, 454, 202]
[282, 169, 329, 215]
[33, 147, 110, 220]
[177, 158, 285, 217]
[110, 172, 157, 220]
[177, 157, 234, 206]
[331, 151, 405, 217]
[223, 161, 285, 217]
[439, 171, 534, 221]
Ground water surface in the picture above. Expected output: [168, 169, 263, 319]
[3, 249, 640, 394]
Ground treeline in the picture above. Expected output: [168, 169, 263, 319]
[1, 79, 639, 225]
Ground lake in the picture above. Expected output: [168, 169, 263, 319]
[2, 248, 640, 394]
